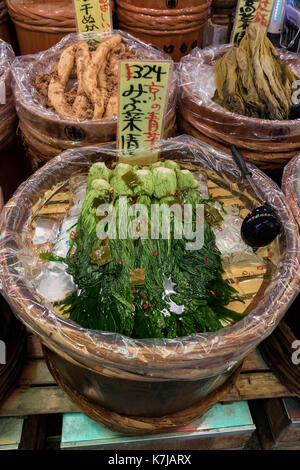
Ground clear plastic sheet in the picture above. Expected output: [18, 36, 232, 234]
[11, 30, 177, 149]
[178, 44, 300, 142]
[282, 153, 300, 227]
[0, 135, 299, 381]
[0, 39, 16, 148]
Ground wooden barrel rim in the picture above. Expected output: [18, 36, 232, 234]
[117, 15, 208, 34]
[179, 106, 300, 151]
[116, 0, 210, 17]
[177, 115, 298, 169]
[45, 349, 244, 435]
[179, 45, 300, 138]
[118, 21, 206, 37]
[0, 139, 299, 380]
[282, 154, 300, 227]
[117, 10, 209, 30]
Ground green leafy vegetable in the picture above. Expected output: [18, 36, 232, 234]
[41, 161, 244, 339]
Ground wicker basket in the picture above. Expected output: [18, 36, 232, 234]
[0, 137, 299, 433]
[178, 45, 300, 169]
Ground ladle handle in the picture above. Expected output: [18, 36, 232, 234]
[231, 145, 252, 179]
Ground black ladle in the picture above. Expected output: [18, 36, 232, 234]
[231, 145, 282, 249]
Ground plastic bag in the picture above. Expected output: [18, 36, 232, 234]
[0, 38, 16, 148]
[0, 135, 299, 381]
[178, 44, 300, 145]
[11, 30, 177, 157]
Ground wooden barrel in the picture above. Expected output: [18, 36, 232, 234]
[178, 45, 300, 169]
[0, 137, 299, 433]
[6, 0, 76, 55]
[116, 0, 211, 62]
[13, 32, 177, 169]
[0, 0, 15, 46]
[259, 155, 300, 396]
[0, 187, 26, 405]
[7, 0, 116, 55]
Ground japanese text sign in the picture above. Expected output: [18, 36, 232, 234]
[231, 0, 275, 45]
[73, 0, 112, 36]
[117, 61, 171, 164]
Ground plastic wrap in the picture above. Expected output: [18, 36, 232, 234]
[0, 135, 299, 382]
[12, 30, 177, 158]
[0, 39, 16, 149]
[282, 154, 300, 228]
[178, 45, 300, 145]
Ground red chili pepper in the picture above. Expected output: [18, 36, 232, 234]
[204, 257, 208, 263]
[144, 304, 150, 310]
[119, 260, 122, 265]
[140, 293, 147, 298]
[153, 250, 157, 256]
[210, 290, 218, 299]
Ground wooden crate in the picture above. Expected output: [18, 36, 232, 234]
[253, 398, 300, 450]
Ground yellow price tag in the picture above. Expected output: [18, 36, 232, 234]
[73, 0, 112, 35]
[117, 61, 171, 165]
[231, 0, 275, 45]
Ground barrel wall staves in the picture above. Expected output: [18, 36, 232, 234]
[116, 0, 211, 62]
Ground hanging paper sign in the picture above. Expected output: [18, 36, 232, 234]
[73, 0, 112, 36]
[117, 61, 171, 164]
[231, 0, 275, 45]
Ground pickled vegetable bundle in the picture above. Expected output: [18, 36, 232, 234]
[213, 23, 296, 120]
[33, 34, 136, 120]
[42, 161, 243, 339]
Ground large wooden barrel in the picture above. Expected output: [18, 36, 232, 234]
[178, 45, 300, 169]
[259, 155, 300, 396]
[0, 187, 26, 405]
[0, 137, 299, 433]
[7, 0, 116, 55]
[6, 0, 76, 55]
[116, 0, 211, 62]
[0, 0, 16, 47]
[0, 39, 31, 200]
[13, 32, 177, 169]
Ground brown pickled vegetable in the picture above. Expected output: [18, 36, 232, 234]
[213, 23, 296, 120]
[33, 35, 136, 120]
